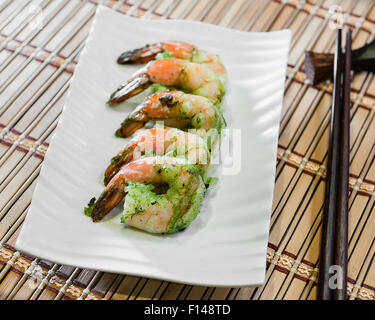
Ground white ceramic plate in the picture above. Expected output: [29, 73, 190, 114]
[16, 6, 291, 287]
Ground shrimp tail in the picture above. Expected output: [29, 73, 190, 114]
[115, 112, 149, 138]
[115, 120, 146, 138]
[104, 149, 134, 185]
[91, 182, 126, 222]
[107, 74, 150, 105]
[117, 44, 162, 64]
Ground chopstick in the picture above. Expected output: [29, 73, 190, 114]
[317, 28, 351, 300]
[333, 29, 351, 300]
[317, 28, 343, 300]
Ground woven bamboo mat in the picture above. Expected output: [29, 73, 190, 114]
[0, 0, 375, 301]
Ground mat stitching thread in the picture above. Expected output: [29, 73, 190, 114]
[2, 125, 375, 197]
[3, 244, 373, 300]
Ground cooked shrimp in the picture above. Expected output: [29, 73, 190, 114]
[115, 91, 225, 142]
[86, 157, 205, 234]
[104, 126, 210, 185]
[117, 41, 226, 75]
[108, 58, 226, 106]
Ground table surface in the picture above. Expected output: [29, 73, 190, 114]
[0, 0, 375, 300]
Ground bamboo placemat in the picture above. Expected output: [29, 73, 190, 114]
[1, 0, 375, 300]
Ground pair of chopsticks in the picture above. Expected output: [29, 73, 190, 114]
[317, 28, 352, 300]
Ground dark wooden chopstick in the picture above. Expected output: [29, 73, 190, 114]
[333, 29, 351, 300]
[318, 28, 343, 300]
[317, 28, 351, 300]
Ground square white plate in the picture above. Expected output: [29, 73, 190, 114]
[16, 5, 291, 287]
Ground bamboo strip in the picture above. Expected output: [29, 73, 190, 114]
[159, 0, 181, 19]
[0, 68, 73, 168]
[184, 286, 207, 300]
[62, 270, 99, 300]
[135, 279, 164, 300]
[178, 285, 193, 299]
[0, 50, 84, 136]
[102, 274, 125, 300]
[144, 0, 166, 18]
[85, 272, 118, 300]
[347, 204, 375, 299]
[111, 276, 144, 300]
[129, 0, 153, 17]
[228, 0, 266, 30]
[0, 0, 33, 33]
[77, 271, 101, 300]
[217, 0, 247, 27]
[201, 287, 215, 300]
[249, 1, 283, 32]
[203, 0, 230, 25]
[0, 124, 56, 194]
[167, 0, 195, 19]
[152, 281, 169, 299]
[355, 251, 375, 300]
[208, 287, 231, 300]
[0, 180, 36, 239]
[233, 287, 256, 300]
[159, 283, 185, 300]
[0, 157, 41, 217]
[185, 0, 216, 21]
[53, 268, 80, 300]
[0, 0, 13, 15]
[0, 0, 51, 54]
[0, 0, 80, 82]
[275, 199, 324, 299]
[153, 0, 173, 16]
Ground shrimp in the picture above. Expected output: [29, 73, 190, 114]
[117, 41, 226, 75]
[108, 58, 226, 106]
[115, 91, 225, 144]
[104, 126, 210, 185]
[86, 156, 205, 234]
